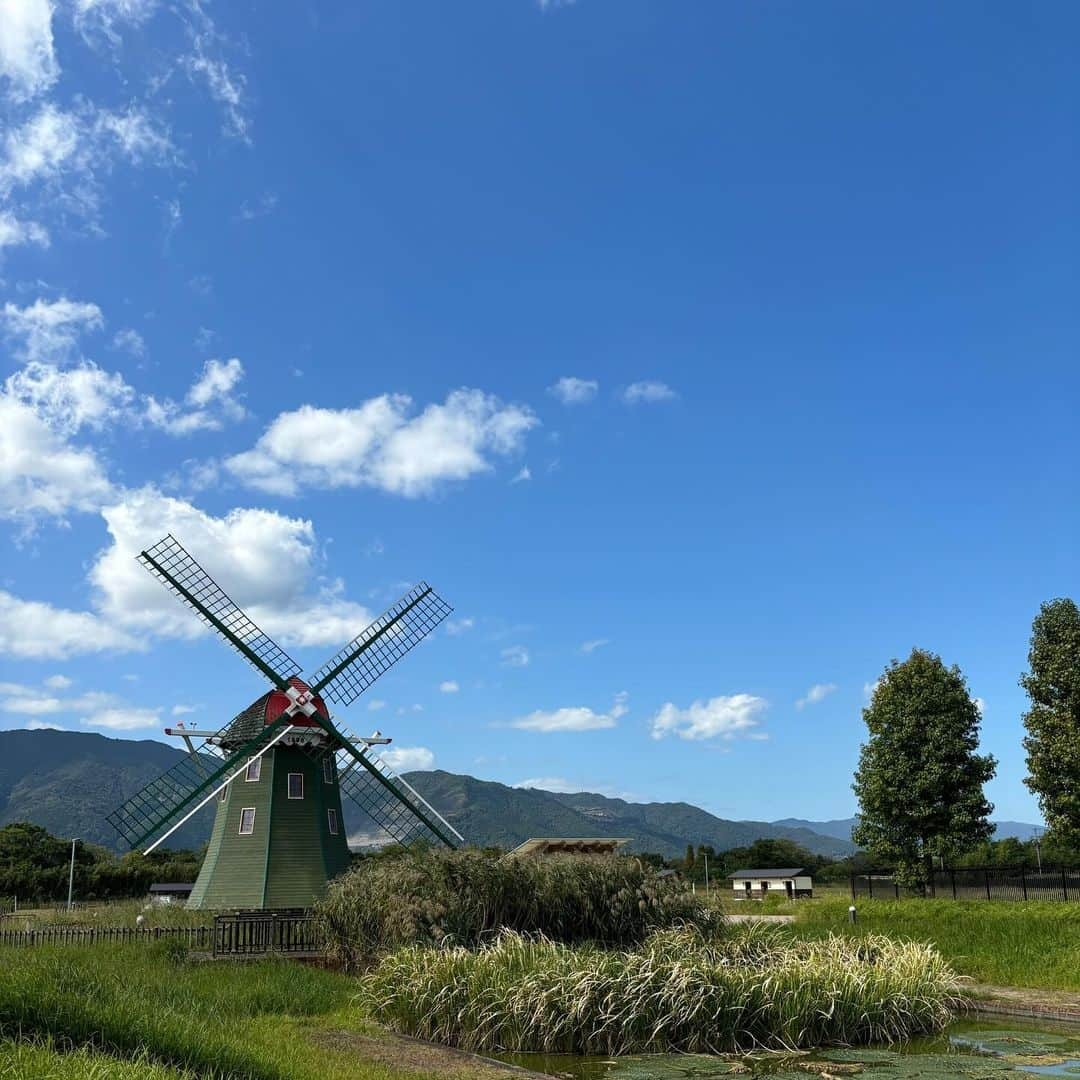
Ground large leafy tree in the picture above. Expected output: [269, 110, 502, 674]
[1021, 598, 1080, 847]
[853, 648, 996, 890]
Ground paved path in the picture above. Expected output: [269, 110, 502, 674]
[722, 913, 795, 924]
[968, 984, 1080, 1023]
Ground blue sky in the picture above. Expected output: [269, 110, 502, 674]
[0, 0, 1075, 828]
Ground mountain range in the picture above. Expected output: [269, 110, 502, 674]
[0, 730, 1041, 858]
[773, 817, 1045, 843]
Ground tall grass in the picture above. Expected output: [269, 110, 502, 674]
[795, 899, 1080, 991]
[0, 945, 424, 1080]
[0, 1038, 198, 1079]
[356, 923, 963, 1055]
[315, 848, 709, 968]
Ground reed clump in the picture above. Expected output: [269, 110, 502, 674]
[314, 848, 708, 968]
[356, 923, 963, 1056]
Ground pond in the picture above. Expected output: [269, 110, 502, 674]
[497, 1017, 1080, 1078]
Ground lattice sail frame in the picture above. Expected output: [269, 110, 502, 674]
[106, 718, 291, 850]
[106, 537, 460, 853]
[308, 583, 453, 706]
[138, 535, 301, 687]
[305, 738, 463, 849]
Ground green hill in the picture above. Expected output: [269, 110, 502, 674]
[0, 729, 854, 858]
[406, 771, 855, 858]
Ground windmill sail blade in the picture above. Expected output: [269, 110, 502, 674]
[332, 740, 462, 849]
[106, 717, 292, 851]
[138, 535, 301, 689]
[308, 583, 452, 707]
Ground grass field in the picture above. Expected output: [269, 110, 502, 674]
[2, 899, 214, 929]
[793, 898, 1080, 991]
[0, 944, 513, 1079]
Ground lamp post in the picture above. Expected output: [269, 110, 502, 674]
[67, 838, 79, 912]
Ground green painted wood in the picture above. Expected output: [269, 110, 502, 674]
[187, 746, 351, 911]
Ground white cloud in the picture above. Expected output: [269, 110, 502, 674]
[0, 103, 172, 233]
[974, 697, 985, 715]
[2, 296, 103, 363]
[0, 394, 114, 524]
[171, 703, 198, 716]
[511, 466, 531, 484]
[548, 376, 598, 405]
[43, 674, 71, 689]
[378, 746, 434, 772]
[0, 0, 58, 101]
[112, 328, 145, 357]
[5, 360, 136, 433]
[87, 487, 374, 648]
[510, 691, 627, 733]
[25, 719, 64, 730]
[0, 210, 48, 250]
[439, 680, 459, 694]
[446, 617, 474, 636]
[795, 682, 837, 710]
[580, 638, 610, 654]
[623, 380, 676, 405]
[863, 679, 881, 702]
[74, 0, 158, 42]
[650, 694, 767, 742]
[236, 191, 277, 221]
[0, 683, 115, 715]
[367, 699, 386, 712]
[226, 389, 538, 498]
[183, 35, 248, 141]
[93, 105, 173, 164]
[501, 644, 530, 668]
[145, 357, 246, 435]
[0, 590, 137, 658]
[81, 706, 161, 730]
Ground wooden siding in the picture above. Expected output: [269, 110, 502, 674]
[187, 746, 353, 911]
[188, 747, 278, 910]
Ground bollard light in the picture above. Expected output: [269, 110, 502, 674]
[848, 904, 857, 925]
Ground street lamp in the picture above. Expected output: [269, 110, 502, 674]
[67, 838, 80, 912]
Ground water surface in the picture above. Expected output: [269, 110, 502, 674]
[497, 1017, 1080, 1078]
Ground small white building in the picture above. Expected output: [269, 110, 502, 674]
[729, 867, 813, 900]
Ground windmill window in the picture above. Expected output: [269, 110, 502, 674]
[327, 808, 339, 835]
[245, 758, 262, 782]
[287, 773, 304, 800]
[238, 807, 256, 835]
[322, 756, 335, 784]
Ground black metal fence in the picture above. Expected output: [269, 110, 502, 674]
[0, 925, 213, 948]
[0, 911, 322, 956]
[851, 865, 1080, 902]
[212, 911, 321, 957]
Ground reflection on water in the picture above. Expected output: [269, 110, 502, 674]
[497, 1017, 1080, 1078]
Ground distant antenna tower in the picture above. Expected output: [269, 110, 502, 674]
[106, 535, 462, 909]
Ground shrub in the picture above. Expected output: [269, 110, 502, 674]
[313, 848, 708, 966]
[356, 924, 963, 1055]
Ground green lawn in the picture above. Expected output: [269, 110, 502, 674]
[0, 944, 512, 1079]
[793, 898, 1080, 991]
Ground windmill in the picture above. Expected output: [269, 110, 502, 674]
[106, 535, 463, 910]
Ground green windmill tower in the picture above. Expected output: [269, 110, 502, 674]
[106, 535, 462, 910]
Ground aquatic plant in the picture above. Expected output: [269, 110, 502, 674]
[356, 924, 964, 1055]
[314, 848, 710, 967]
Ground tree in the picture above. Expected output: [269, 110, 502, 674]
[852, 648, 996, 891]
[1021, 598, 1080, 847]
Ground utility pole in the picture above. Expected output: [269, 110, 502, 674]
[1033, 833, 1043, 873]
[67, 838, 79, 912]
[704, 852, 710, 895]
